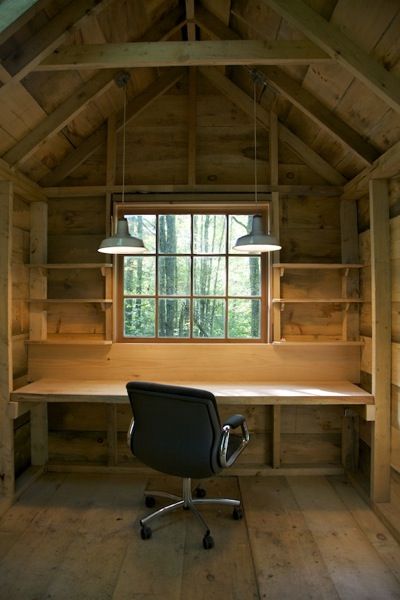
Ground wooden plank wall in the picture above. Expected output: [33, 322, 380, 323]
[28, 188, 359, 470]
[358, 176, 400, 476]
[11, 193, 30, 477]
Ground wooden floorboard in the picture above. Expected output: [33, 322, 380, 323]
[0, 473, 399, 599]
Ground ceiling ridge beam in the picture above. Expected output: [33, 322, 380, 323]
[199, 66, 346, 186]
[2, 5, 186, 167]
[0, 0, 115, 102]
[35, 39, 331, 71]
[40, 68, 185, 187]
[262, 0, 400, 114]
[195, 5, 379, 166]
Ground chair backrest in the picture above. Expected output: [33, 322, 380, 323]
[126, 381, 222, 479]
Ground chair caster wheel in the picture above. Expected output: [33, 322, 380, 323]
[203, 534, 214, 550]
[195, 487, 206, 498]
[233, 506, 243, 520]
[145, 495, 156, 508]
[140, 525, 152, 540]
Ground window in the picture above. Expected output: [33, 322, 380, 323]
[117, 210, 267, 342]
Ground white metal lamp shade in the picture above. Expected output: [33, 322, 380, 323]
[233, 214, 281, 253]
[98, 218, 146, 254]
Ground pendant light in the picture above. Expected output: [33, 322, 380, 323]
[98, 73, 146, 255]
[233, 73, 281, 253]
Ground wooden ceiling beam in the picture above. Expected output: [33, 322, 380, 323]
[200, 66, 346, 186]
[0, 158, 46, 202]
[262, 0, 400, 114]
[43, 184, 343, 198]
[40, 68, 185, 187]
[196, 5, 379, 166]
[36, 39, 330, 71]
[0, 0, 114, 102]
[342, 138, 400, 200]
[2, 5, 185, 167]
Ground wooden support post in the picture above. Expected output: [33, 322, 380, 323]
[369, 179, 391, 502]
[29, 202, 47, 339]
[342, 408, 360, 471]
[270, 110, 281, 343]
[105, 114, 116, 342]
[0, 181, 15, 514]
[29, 201, 48, 466]
[272, 405, 281, 469]
[107, 405, 118, 466]
[269, 110, 282, 468]
[340, 200, 360, 341]
[187, 66, 197, 186]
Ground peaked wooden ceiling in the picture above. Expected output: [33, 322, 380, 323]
[1, 0, 400, 200]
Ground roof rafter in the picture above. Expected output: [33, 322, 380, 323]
[36, 39, 330, 71]
[0, 0, 114, 102]
[2, 5, 185, 167]
[199, 66, 346, 185]
[262, 0, 400, 114]
[40, 68, 185, 187]
[196, 5, 379, 166]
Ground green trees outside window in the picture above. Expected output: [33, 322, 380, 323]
[122, 213, 263, 340]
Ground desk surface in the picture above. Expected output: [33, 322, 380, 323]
[10, 378, 374, 405]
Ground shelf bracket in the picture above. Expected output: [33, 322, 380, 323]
[280, 302, 285, 312]
[279, 267, 285, 277]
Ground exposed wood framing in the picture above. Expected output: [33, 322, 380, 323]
[342, 139, 400, 200]
[369, 179, 392, 502]
[0, 158, 46, 202]
[4, 72, 117, 166]
[2, 5, 185, 167]
[340, 201, 360, 342]
[36, 40, 330, 71]
[29, 202, 49, 466]
[43, 184, 343, 198]
[0, 0, 115, 101]
[269, 109, 281, 468]
[40, 68, 185, 187]
[187, 67, 197, 185]
[263, 0, 400, 114]
[195, 5, 377, 166]
[200, 66, 346, 185]
[0, 181, 14, 514]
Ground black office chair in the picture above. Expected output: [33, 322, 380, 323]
[126, 381, 250, 549]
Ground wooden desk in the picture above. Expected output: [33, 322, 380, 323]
[9, 379, 374, 475]
[10, 378, 374, 407]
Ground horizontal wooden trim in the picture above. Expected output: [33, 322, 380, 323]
[46, 463, 345, 476]
[36, 40, 331, 71]
[43, 184, 343, 198]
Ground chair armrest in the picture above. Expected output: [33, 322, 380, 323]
[127, 417, 135, 448]
[222, 414, 246, 429]
[219, 414, 250, 468]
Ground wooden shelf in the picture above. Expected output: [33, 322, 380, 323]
[273, 263, 363, 269]
[272, 341, 364, 346]
[28, 299, 113, 304]
[26, 263, 113, 269]
[26, 339, 112, 345]
[272, 298, 362, 304]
